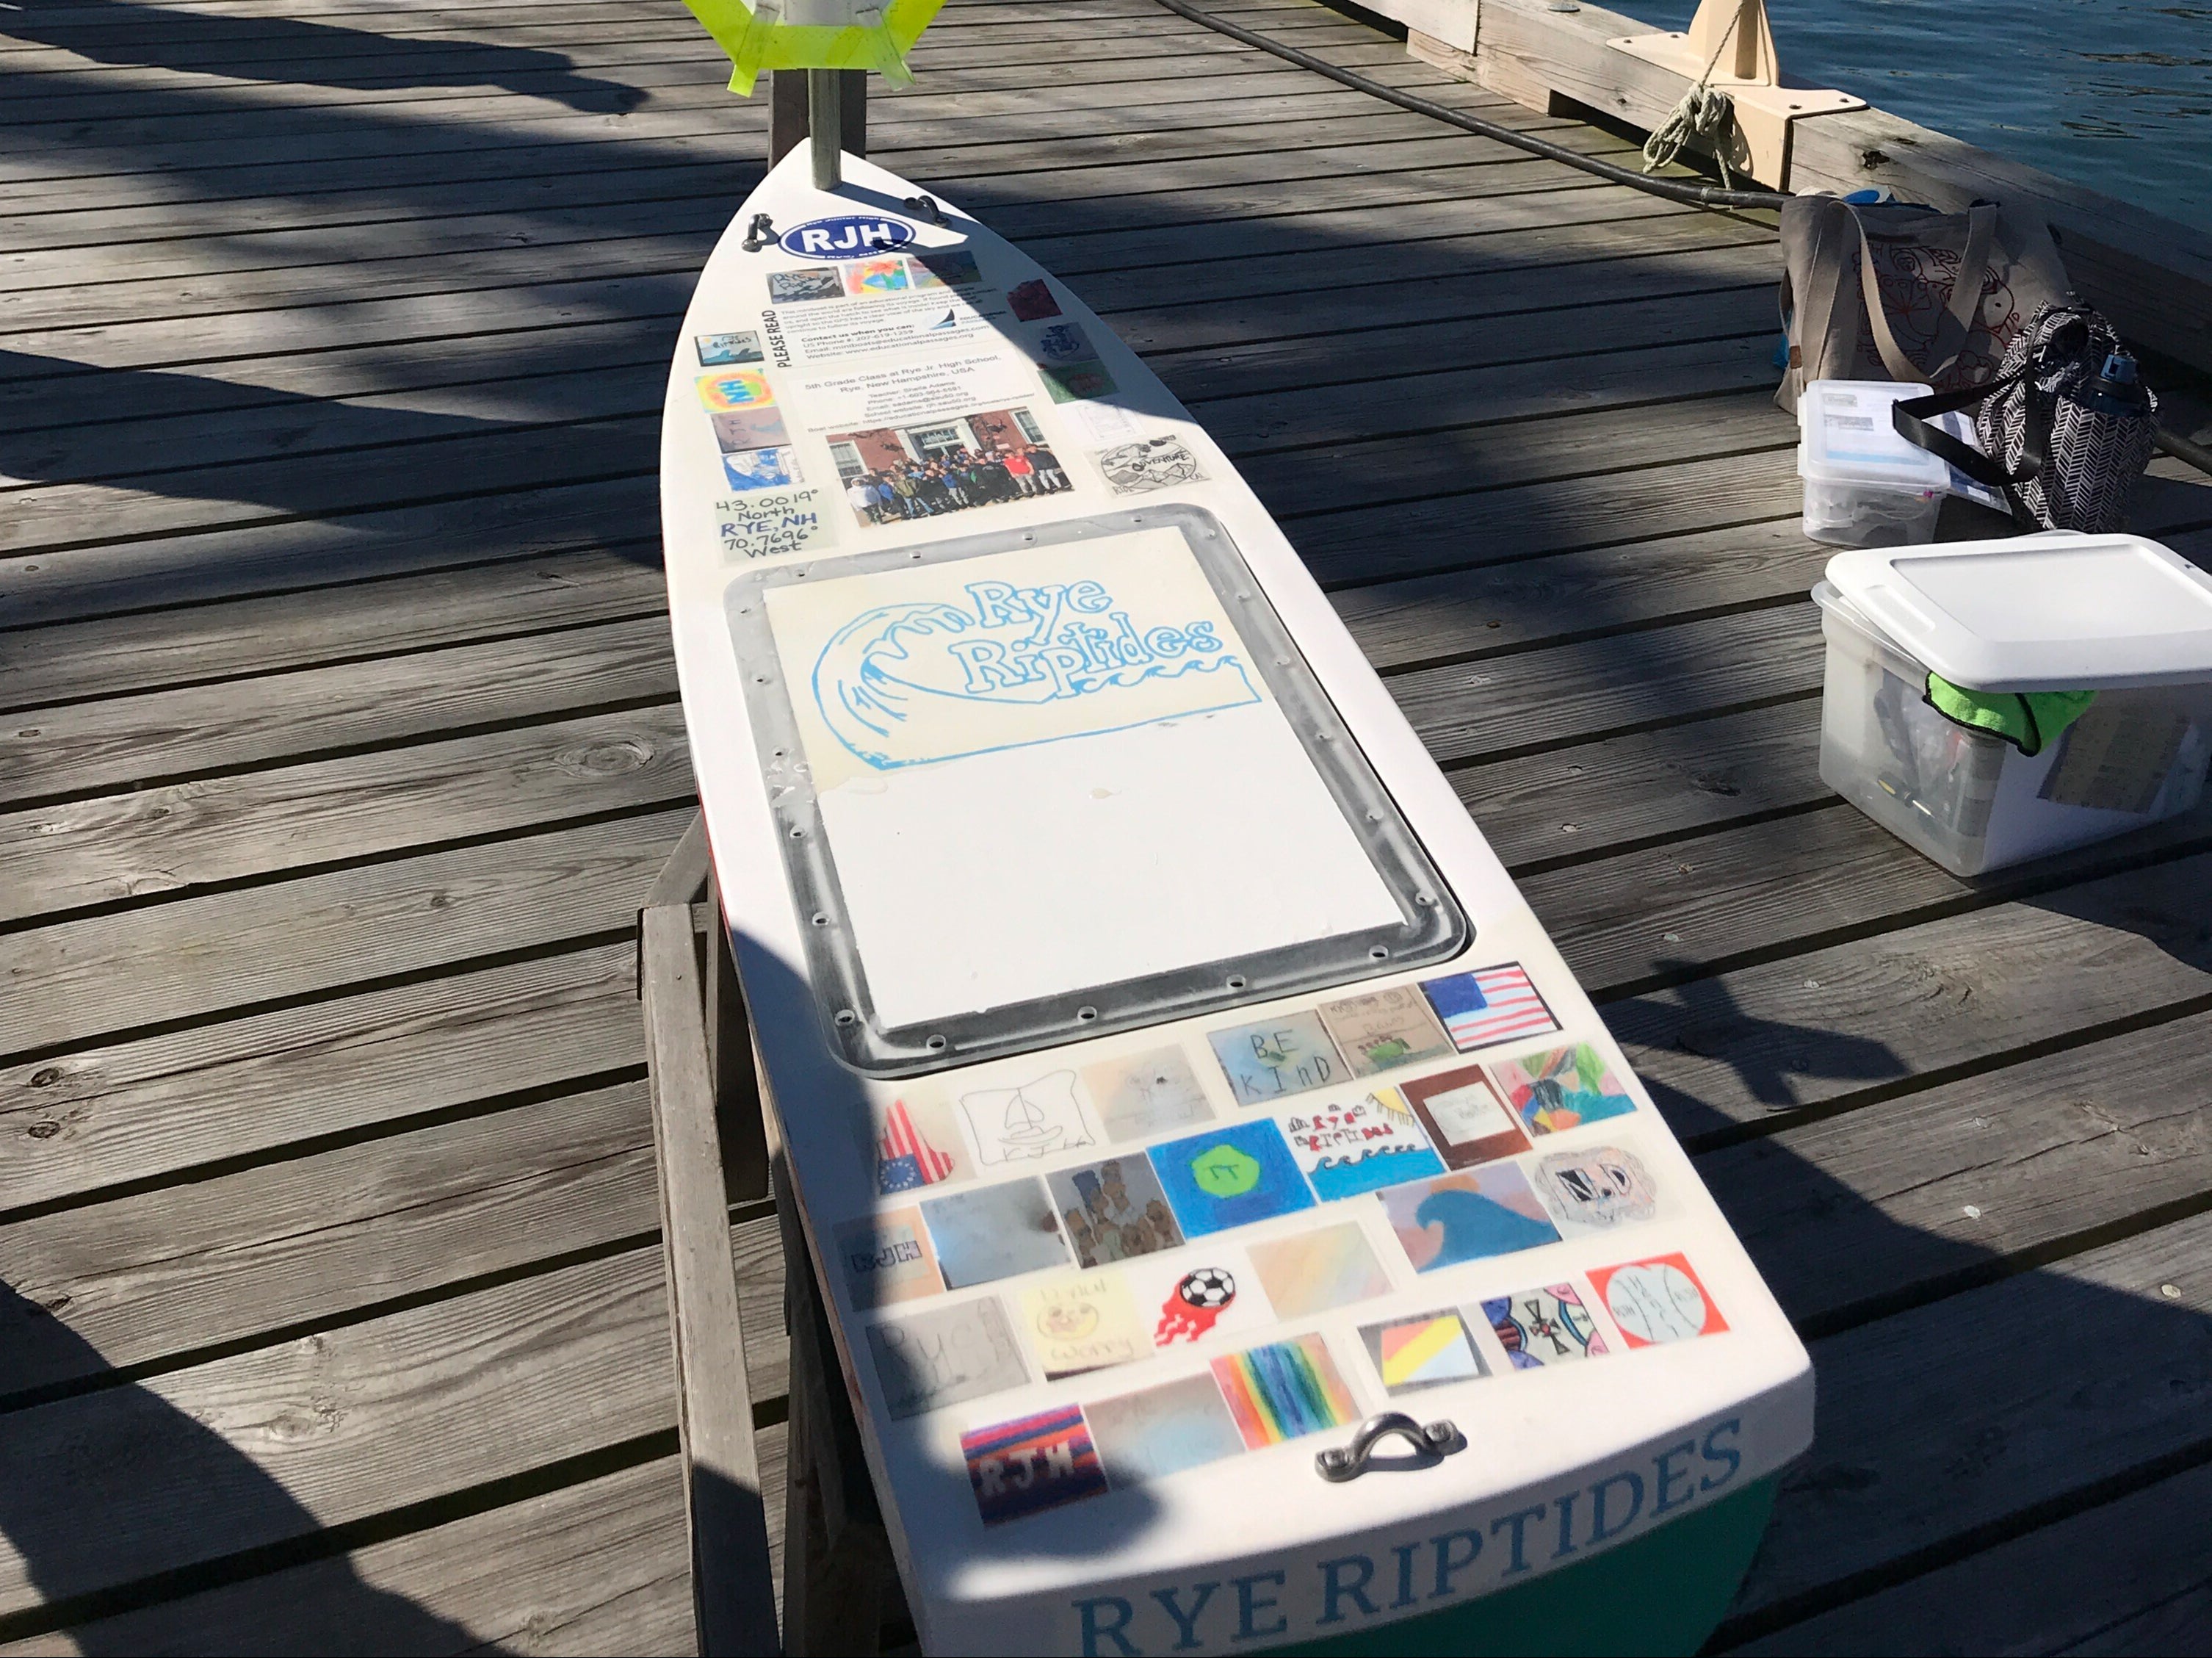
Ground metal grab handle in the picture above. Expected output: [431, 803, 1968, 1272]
[1315, 1413, 1467, 1482]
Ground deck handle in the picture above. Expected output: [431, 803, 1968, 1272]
[1315, 1413, 1467, 1482]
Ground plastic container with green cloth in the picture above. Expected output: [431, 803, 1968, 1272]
[1813, 533, 2212, 876]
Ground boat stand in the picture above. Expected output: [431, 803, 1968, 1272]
[640, 814, 910, 1657]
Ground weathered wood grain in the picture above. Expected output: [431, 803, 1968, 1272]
[0, 705, 692, 925]
[1457, 699, 1824, 870]
[1337, 518, 1816, 672]
[1608, 848, 2212, 1135]
[1727, 1457, 2212, 1657]
[1, 617, 676, 808]
[1530, 797, 2212, 1000]
[0, 103, 1622, 257]
[1724, 1210, 2212, 1634]
[0, 1247, 676, 1618]
[0, 547, 666, 712]
[0, 57, 1467, 180]
[641, 906, 779, 1655]
[0, 807, 691, 1060]
[1296, 446, 1803, 585]
[0, 943, 642, 1214]
[0, 1081, 660, 1399]
[1394, 603, 1820, 766]
[1701, 1009, 2212, 1331]
[0, 1455, 701, 1657]
[0, 477, 655, 632]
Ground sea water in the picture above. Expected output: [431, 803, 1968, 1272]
[1645, 0, 2211, 230]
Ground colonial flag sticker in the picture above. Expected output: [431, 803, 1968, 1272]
[1420, 962, 1561, 1052]
[961, 1405, 1108, 1526]
[875, 1095, 961, 1194]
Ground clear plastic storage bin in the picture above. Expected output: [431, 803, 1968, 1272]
[1797, 380, 1949, 547]
[1815, 581, 2212, 873]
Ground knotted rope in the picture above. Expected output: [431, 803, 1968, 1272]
[1643, 11, 1743, 187]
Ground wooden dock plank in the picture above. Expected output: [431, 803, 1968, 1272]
[0, 807, 691, 1061]
[1610, 848, 2212, 1136]
[0, 1248, 676, 1619]
[1, 618, 676, 807]
[0, 480, 656, 632]
[0, 944, 643, 1216]
[1699, 1009, 2212, 1331]
[1718, 1210, 2212, 1638]
[1727, 1458, 2212, 1657]
[0, 0, 2202, 1649]
[1455, 700, 1823, 871]
[0, 1456, 702, 1657]
[0, 706, 692, 926]
[0, 1081, 661, 1402]
[0, 547, 666, 713]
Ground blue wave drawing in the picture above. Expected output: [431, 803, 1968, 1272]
[1305, 1145, 1446, 1201]
[811, 599, 1261, 771]
[1411, 1188, 1561, 1269]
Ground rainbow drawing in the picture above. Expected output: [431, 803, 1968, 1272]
[1210, 1334, 1357, 1449]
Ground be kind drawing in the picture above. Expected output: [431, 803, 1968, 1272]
[807, 570, 1259, 770]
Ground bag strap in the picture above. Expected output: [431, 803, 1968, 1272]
[1851, 201, 2000, 386]
[1892, 370, 2043, 527]
[1779, 198, 1859, 397]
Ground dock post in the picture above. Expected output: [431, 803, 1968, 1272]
[809, 68, 843, 190]
[770, 69, 869, 176]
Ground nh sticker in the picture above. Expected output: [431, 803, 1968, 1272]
[777, 215, 917, 259]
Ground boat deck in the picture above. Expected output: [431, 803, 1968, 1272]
[1, 0, 2208, 1650]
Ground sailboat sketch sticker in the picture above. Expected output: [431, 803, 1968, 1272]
[958, 1070, 1096, 1167]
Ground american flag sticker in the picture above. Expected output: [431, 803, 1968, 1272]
[875, 1095, 963, 1194]
[1419, 962, 1560, 1053]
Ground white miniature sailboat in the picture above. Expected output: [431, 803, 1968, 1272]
[660, 145, 1811, 1655]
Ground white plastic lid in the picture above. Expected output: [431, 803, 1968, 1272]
[1823, 532, 2212, 691]
[1797, 380, 1951, 489]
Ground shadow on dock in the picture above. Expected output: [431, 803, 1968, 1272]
[0, 1283, 485, 1654]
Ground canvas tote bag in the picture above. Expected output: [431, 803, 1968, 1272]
[1775, 195, 2073, 413]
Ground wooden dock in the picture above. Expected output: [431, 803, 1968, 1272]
[0, 0, 2207, 1649]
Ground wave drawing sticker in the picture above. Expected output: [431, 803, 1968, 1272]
[810, 572, 1261, 770]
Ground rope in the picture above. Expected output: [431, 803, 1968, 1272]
[1144, 0, 1791, 212]
[1642, 12, 1742, 187]
[1147, 0, 2212, 479]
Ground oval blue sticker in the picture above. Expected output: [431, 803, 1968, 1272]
[776, 215, 917, 260]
